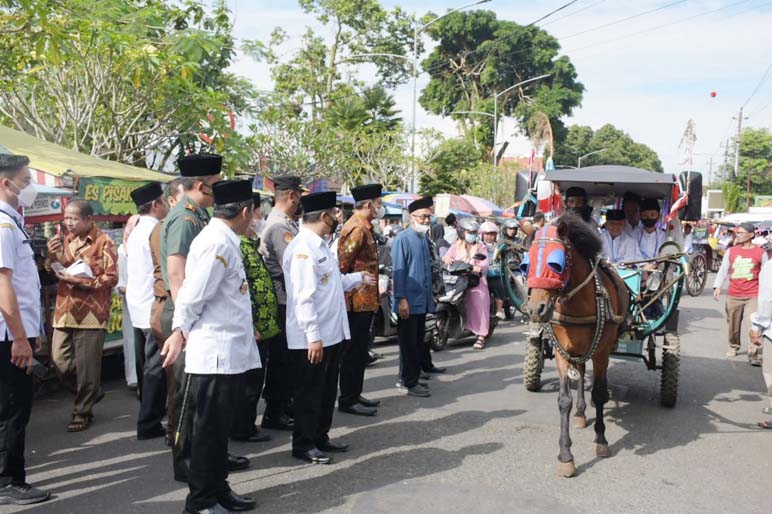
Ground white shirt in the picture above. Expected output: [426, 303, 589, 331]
[752, 260, 772, 340]
[600, 230, 640, 264]
[624, 220, 642, 239]
[125, 216, 158, 329]
[116, 243, 128, 292]
[638, 228, 666, 260]
[172, 218, 261, 375]
[284, 226, 363, 349]
[0, 200, 40, 339]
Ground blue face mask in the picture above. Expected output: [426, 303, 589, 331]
[465, 233, 478, 244]
[431, 215, 438, 224]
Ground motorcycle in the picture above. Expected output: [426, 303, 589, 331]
[432, 255, 498, 351]
[373, 264, 437, 345]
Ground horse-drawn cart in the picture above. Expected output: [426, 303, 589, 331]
[522, 166, 700, 409]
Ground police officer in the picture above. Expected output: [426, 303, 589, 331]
[159, 154, 249, 483]
[283, 192, 375, 464]
[0, 154, 50, 506]
[162, 179, 260, 514]
[258, 176, 306, 431]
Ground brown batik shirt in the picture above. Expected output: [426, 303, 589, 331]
[337, 212, 379, 312]
[49, 225, 119, 330]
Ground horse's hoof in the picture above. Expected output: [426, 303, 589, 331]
[595, 444, 611, 458]
[574, 416, 587, 429]
[557, 460, 576, 478]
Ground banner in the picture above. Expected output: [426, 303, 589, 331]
[24, 194, 63, 217]
[78, 177, 147, 216]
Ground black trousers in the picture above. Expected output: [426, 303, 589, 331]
[290, 342, 342, 452]
[231, 337, 271, 439]
[263, 305, 291, 420]
[398, 314, 425, 388]
[0, 338, 33, 488]
[339, 311, 373, 408]
[134, 327, 167, 437]
[420, 326, 435, 372]
[185, 373, 237, 512]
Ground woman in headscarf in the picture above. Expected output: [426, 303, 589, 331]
[443, 219, 491, 349]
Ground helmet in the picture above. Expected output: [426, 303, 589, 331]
[458, 218, 480, 233]
[480, 221, 498, 234]
[502, 219, 519, 229]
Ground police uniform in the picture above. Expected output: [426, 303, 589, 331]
[337, 184, 381, 415]
[258, 175, 305, 429]
[0, 154, 48, 504]
[284, 191, 363, 463]
[158, 154, 216, 484]
[171, 179, 260, 514]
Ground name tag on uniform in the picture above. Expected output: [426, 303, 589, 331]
[318, 257, 327, 263]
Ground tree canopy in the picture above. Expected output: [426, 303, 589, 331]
[553, 124, 663, 172]
[721, 127, 772, 212]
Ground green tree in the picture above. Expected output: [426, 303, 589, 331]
[553, 124, 663, 172]
[723, 127, 772, 211]
[0, 0, 255, 174]
[419, 136, 485, 197]
[419, 10, 583, 148]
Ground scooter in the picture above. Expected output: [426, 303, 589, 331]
[373, 264, 437, 345]
[432, 255, 498, 351]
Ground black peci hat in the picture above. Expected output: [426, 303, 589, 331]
[640, 198, 660, 212]
[408, 197, 433, 213]
[351, 184, 382, 202]
[300, 191, 337, 213]
[213, 179, 253, 205]
[252, 192, 261, 206]
[178, 153, 222, 177]
[564, 186, 587, 199]
[623, 191, 641, 205]
[605, 209, 625, 221]
[130, 182, 163, 206]
[0, 154, 30, 171]
[273, 176, 307, 192]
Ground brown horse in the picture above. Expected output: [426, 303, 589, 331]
[523, 212, 629, 477]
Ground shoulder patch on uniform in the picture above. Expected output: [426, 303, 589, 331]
[185, 203, 196, 212]
[215, 255, 228, 267]
[283, 232, 293, 243]
[0, 223, 12, 229]
[296, 253, 309, 260]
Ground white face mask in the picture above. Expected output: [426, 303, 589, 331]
[249, 218, 264, 237]
[11, 181, 38, 208]
[375, 206, 386, 219]
[413, 222, 431, 234]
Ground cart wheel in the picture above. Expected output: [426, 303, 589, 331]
[660, 333, 680, 408]
[687, 253, 707, 297]
[524, 338, 544, 392]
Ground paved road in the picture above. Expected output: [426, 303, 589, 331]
[2, 287, 769, 514]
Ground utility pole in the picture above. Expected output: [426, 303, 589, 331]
[732, 107, 747, 178]
[708, 156, 713, 185]
[720, 140, 729, 182]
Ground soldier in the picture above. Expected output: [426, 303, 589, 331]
[159, 154, 249, 483]
[337, 184, 383, 417]
[0, 154, 50, 506]
[258, 176, 306, 431]
[283, 191, 375, 464]
[162, 179, 260, 514]
[126, 182, 169, 441]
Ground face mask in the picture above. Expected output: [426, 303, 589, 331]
[465, 233, 478, 244]
[249, 218, 264, 237]
[641, 218, 658, 228]
[414, 222, 430, 234]
[431, 215, 438, 224]
[325, 213, 338, 235]
[10, 181, 38, 208]
[375, 206, 386, 219]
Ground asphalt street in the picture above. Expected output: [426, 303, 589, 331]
[2, 285, 769, 514]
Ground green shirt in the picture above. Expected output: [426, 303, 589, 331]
[160, 195, 210, 291]
[240, 235, 280, 340]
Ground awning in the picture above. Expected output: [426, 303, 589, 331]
[0, 125, 172, 182]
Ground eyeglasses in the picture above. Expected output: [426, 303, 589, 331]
[411, 214, 432, 221]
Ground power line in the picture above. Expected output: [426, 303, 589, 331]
[742, 62, 772, 108]
[528, 0, 581, 26]
[539, 0, 607, 27]
[559, 0, 688, 41]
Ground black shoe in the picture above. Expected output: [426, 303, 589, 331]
[137, 424, 166, 440]
[425, 365, 447, 373]
[292, 448, 332, 464]
[358, 395, 381, 408]
[216, 487, 256, 511]
[396, 380, 428, 390]
[231, 427, 271, 443]
[227, 453, 250, 472]
[317, 440, 349, 453]
[261, 414, 294, 431]
[339, 403, 377, 416]
[407, 384, 431, 397]
[366, 351, 380, 365]
[0, 483, 50, 505]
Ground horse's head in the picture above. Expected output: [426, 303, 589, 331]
[521, 224, 571, 323]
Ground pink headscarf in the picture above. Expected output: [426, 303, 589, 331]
[123, 214, 140, 244]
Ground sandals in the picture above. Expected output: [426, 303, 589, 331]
[67, 417, 92, 433]
[473, 337, 486, 350]
[757, 421, 772, 430]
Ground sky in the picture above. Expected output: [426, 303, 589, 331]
[220, 0, 772, 181]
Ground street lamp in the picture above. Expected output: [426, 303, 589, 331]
[577, 148, 607, 168]
[409, 0, 492, 193]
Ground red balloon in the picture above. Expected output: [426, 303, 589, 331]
[710, 91, 717, 98]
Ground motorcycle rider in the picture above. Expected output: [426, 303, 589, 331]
[443, 219, 491, 350]
[480, 221, 506, 320]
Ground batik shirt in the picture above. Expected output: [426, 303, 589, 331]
[240, 236, 280, 340]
